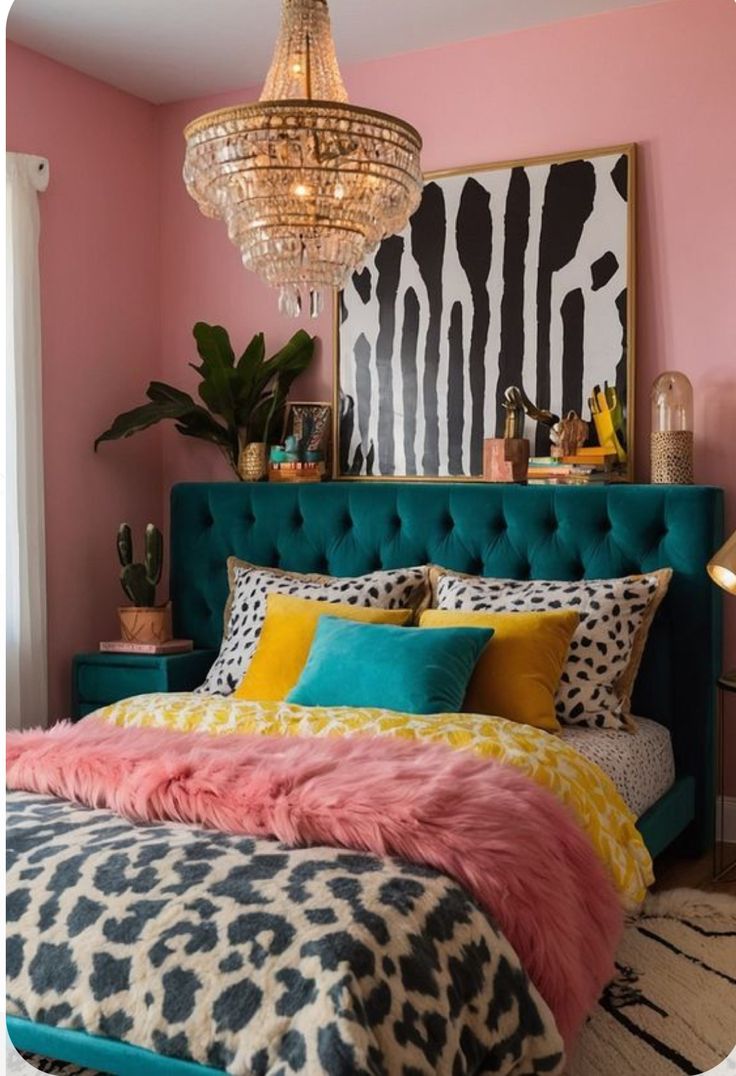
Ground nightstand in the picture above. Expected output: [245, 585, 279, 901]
[71, 650, 218, 720]
[715, 670, 736, 880]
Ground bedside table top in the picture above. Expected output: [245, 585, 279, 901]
[76, 650, 217, 666]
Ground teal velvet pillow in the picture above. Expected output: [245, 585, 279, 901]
[286, 617, 494, 714]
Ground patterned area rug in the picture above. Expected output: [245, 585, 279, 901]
[572, 888, 736, 1075]
[12, 888, 736, 1076]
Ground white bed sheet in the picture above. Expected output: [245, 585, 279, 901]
[561, 716, 675, 818]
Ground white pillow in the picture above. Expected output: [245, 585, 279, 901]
[431, 568, 669, 730]
[199, 560, 430, 696]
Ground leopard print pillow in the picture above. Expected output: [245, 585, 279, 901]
[432, 569, 668, 730]
[198, 560, 430, 696]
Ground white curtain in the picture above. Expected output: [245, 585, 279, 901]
[6, 152, 49, 730]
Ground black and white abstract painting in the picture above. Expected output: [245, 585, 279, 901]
[336, 146, 634, 477]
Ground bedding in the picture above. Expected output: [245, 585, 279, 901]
[7, 693, 652, 1075]
[235, 594, 413, 701]
[286, 618, 493, 713]
[561, 716, 676, 818]
[419, 609, 579, 731]
[75, 693, 652, 908]
[200, 560, 429, 697]
[430, 567, 671, 731]
[6, 698, 649, 1076]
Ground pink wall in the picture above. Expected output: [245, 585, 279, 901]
[7, 43, 163, 720]
[157, 0, 736, 776]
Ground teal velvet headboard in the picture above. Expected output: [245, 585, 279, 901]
[170, 481, 723, 855]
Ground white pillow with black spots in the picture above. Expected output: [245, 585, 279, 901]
[432, 570, 662, 730]
[198, 561, 430, 696]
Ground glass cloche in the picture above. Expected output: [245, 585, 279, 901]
[651, 372, 693, 433]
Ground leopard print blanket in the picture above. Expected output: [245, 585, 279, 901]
[7, 792, 564, 1076]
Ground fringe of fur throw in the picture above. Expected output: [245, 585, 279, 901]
[7, 719, 623, 1049]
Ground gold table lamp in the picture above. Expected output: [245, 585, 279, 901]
[708, 531, 736, 598]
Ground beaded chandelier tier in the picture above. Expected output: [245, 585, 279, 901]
[183, 0, 423, 318]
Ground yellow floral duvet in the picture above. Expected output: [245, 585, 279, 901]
[97, 692, 653, 909]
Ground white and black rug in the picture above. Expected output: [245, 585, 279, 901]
[572, 888, 736, 1075]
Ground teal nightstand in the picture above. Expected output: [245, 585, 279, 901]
[71, 650, 218, 720]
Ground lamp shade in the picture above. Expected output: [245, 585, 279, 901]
[708, 531, 736, 595]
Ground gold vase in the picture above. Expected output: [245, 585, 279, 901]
[238, 442, 268, 481]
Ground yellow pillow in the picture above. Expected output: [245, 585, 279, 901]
[419, 608, 579, 731]
[235, 594, 412, 702]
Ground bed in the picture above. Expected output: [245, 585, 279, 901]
[7, 481, 723, 1076]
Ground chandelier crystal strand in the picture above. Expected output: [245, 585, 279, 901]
[182, 0, 423, 317]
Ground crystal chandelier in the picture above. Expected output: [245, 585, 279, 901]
[183, 0, 423, 318]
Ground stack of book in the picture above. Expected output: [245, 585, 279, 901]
[527, 448, 621, 484]
[268, 460, 326, 483]
[99, 639, 193, 655]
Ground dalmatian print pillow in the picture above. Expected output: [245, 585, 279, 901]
[431, 568, 667, 730]
[198, 560, 430, 696]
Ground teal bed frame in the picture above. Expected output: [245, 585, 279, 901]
[9, 480, 723, 1076]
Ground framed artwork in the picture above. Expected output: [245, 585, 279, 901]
[334, 144, 636, 479]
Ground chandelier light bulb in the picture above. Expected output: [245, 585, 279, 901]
[183, 0, 423, 317]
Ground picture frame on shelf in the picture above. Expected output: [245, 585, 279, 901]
[269, 401, 332, 483]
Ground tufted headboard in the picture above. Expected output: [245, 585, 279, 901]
[170, 481, 723, 855]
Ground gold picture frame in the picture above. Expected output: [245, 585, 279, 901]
[333, 143, 636, 482]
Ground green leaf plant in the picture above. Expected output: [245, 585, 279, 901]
[95, 323, 316, 479]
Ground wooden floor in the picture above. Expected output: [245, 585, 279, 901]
[652, 841, 736, 895]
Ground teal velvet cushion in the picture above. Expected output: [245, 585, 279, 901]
[286, 617, 493, 714]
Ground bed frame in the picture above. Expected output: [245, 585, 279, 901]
[8, 480, 724, 1076]
[170, 480, 724, 859]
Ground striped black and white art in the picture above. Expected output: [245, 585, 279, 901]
[337, 147, 633, 476]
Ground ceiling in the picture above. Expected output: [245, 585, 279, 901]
[7, 0, 670, 104]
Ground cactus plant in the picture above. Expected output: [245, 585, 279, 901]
[117, 523, 163, 607]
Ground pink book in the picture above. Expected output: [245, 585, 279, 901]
[99, 639, 193, 656]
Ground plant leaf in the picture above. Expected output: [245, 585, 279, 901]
[192, 323, 235, 370]
[191, 323, 241, 423]
[174, 410, 232, 447]
[94, 397, 192, 449]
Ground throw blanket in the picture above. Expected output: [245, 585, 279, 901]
[97, 692, 653, 908]
[8, 720, 623, 1060]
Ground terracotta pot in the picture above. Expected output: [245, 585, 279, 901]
[118, 602, 173, 645]
[238, 441, 268, 481]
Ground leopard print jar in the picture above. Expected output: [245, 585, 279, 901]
[651, 430, 694, 484]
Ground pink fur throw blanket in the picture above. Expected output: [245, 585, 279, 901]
[7, 720, 622, 1048]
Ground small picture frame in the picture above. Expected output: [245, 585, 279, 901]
[269, 401, 333, 482]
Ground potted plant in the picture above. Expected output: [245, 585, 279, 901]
[117, 523, 172, 644]
[95, 322, 316, 480]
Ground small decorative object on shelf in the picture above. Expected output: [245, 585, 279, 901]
[117, 523, 173, 645]
[589, 383, 627, 468]
[269, 401, 331, 482]
[238, 441, 268, 482]
[651, 371, 694, 484]
[483, 439, 529, 483]
[550, 411, 589, 459]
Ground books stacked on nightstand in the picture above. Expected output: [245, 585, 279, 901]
[99, 639, 194, 655]
[527, 448, 623, 485]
